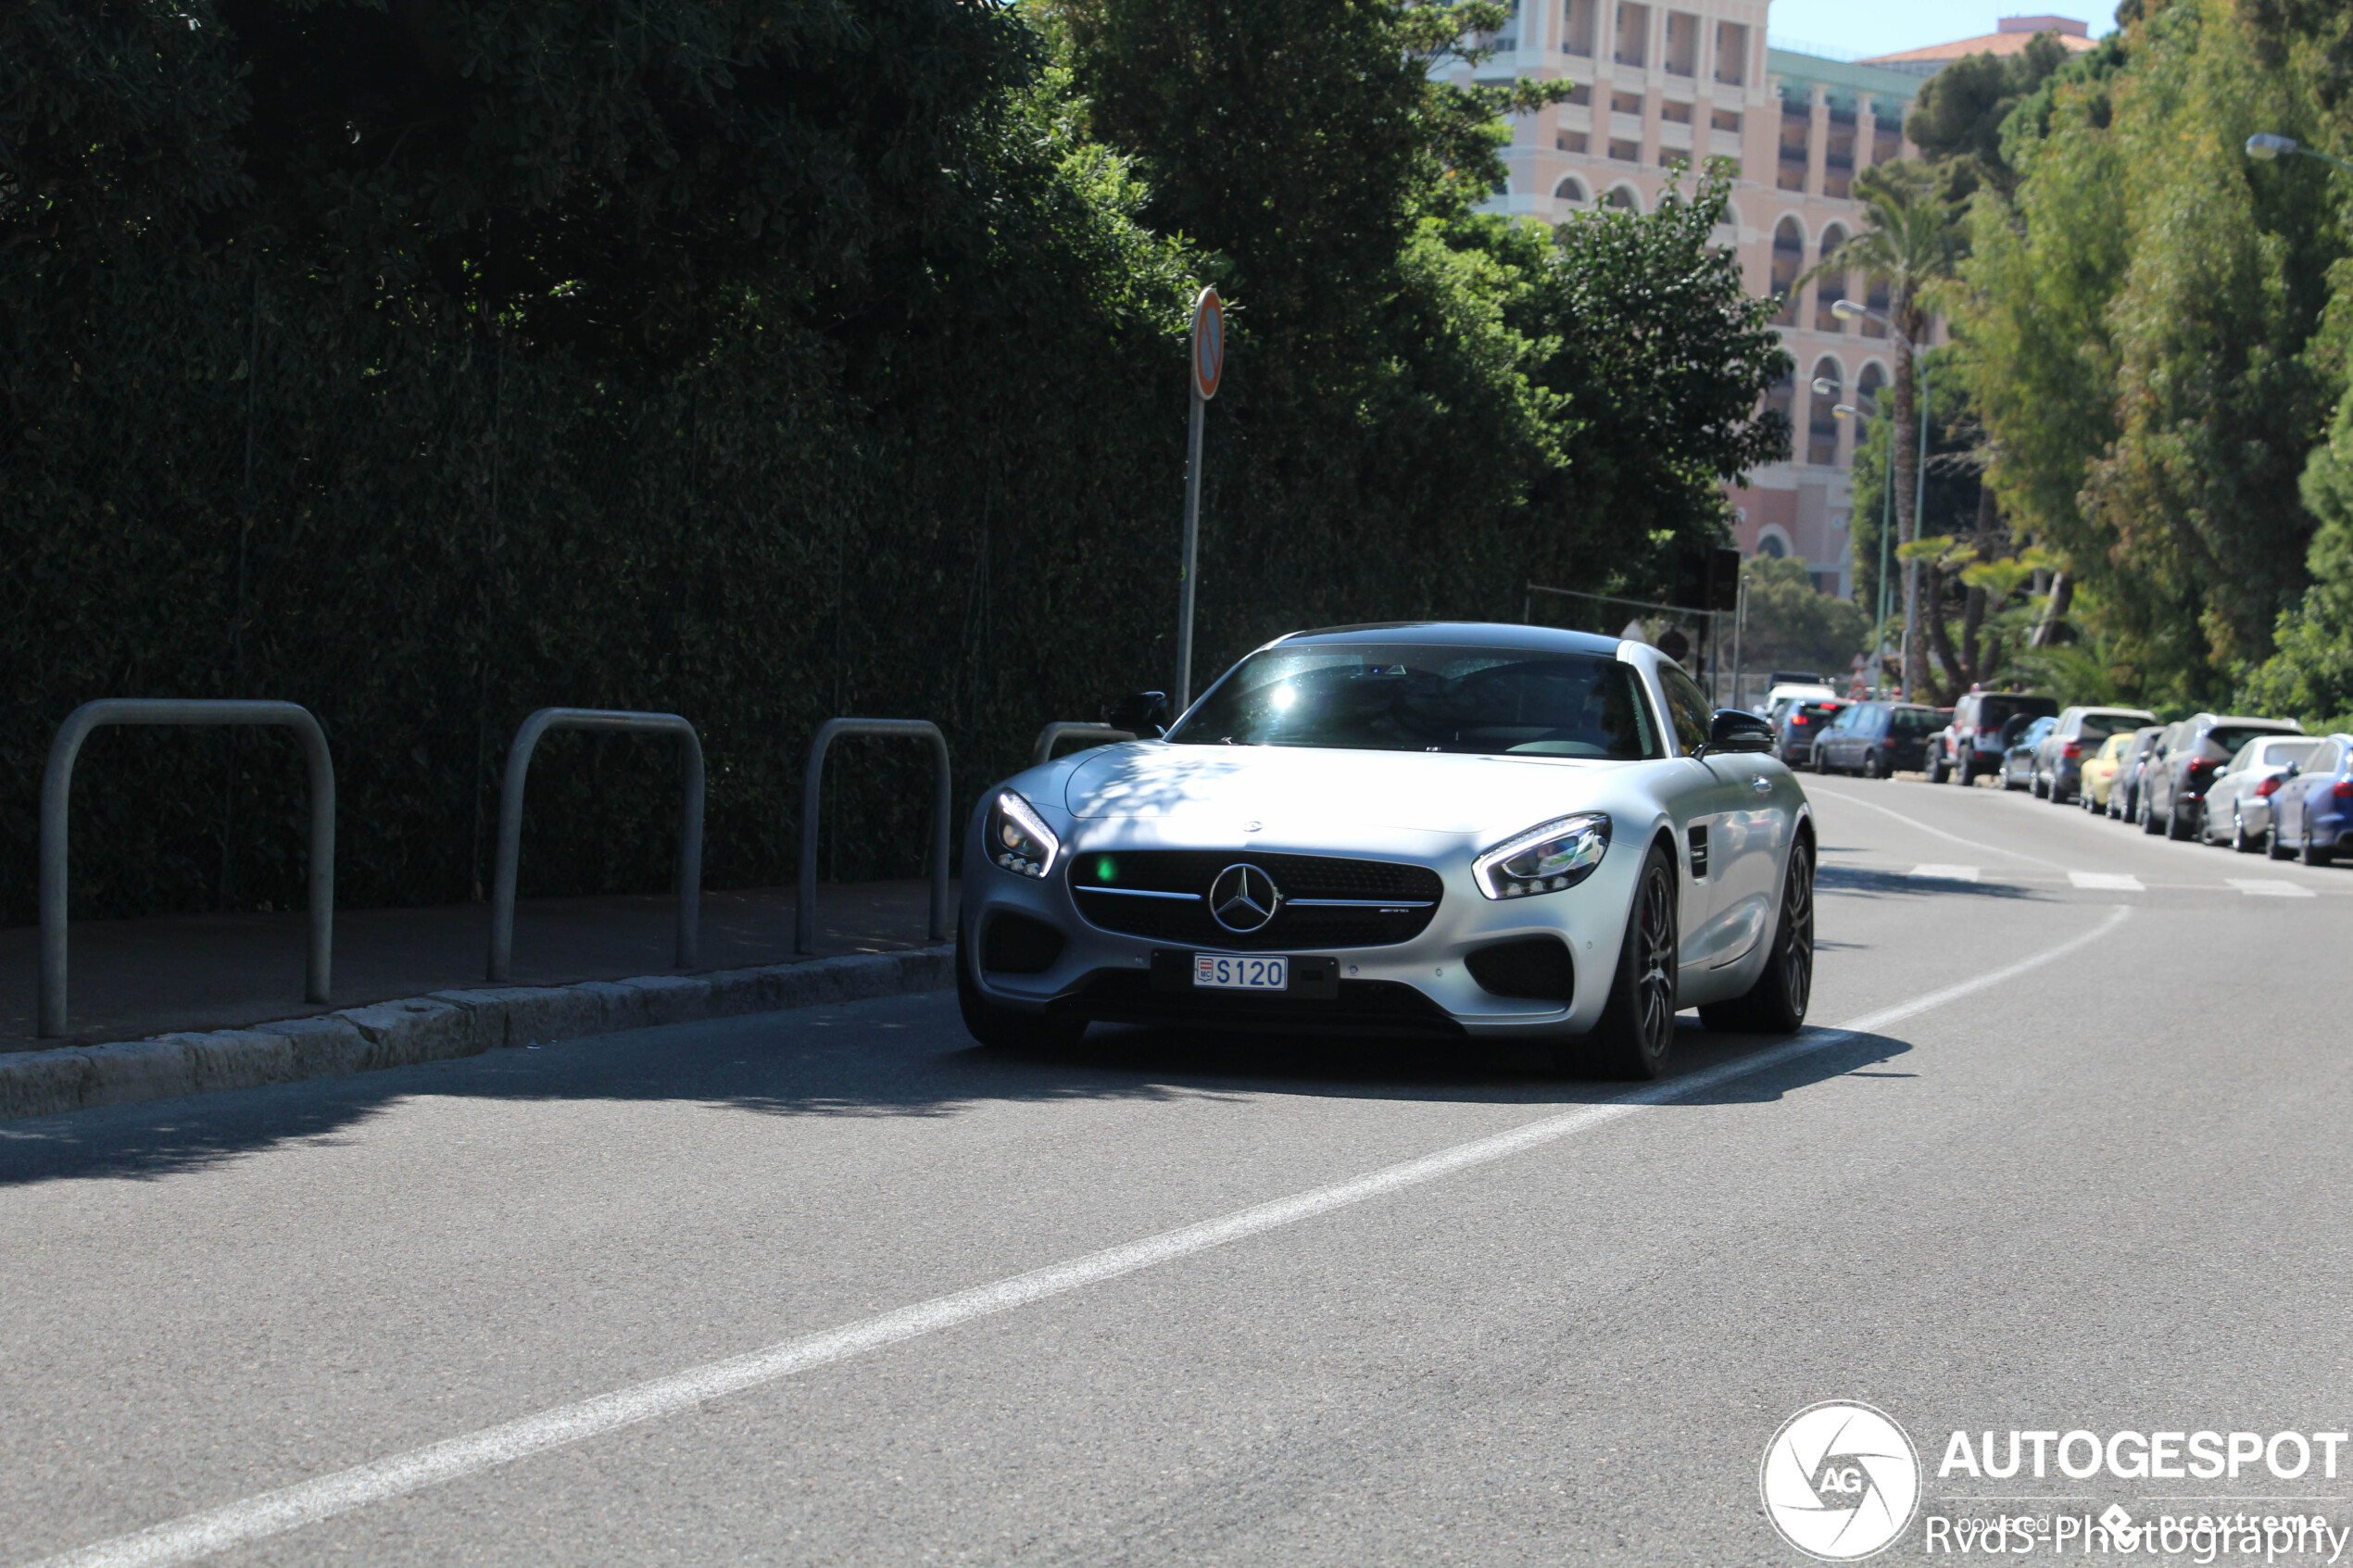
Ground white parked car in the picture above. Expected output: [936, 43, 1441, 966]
[1758, 681, 1841, 716]
[2200, 734, 2323, 853]
[959, 623, 1818, 1079]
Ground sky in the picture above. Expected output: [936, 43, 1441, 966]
[1761, 0, 2124, 61]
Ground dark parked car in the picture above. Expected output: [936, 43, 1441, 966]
[1928, 690, 2060, 784]
[1812, 701, 1944, 777]
[1773, 698, 1845, 766]
[2268, 733, 2353, 866]
[2137, 712, 2305, 840]
[2031, 705, 2158, 802]
[2000, 715, 2057, 790]
[2106, 725, 2167, 823]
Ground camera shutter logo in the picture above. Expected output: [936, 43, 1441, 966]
[1759, 1401, 1920, 1561]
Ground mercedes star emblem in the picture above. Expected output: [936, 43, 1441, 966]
[1209, 863, 1282, 934]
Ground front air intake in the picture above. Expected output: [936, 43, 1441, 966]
[1464, 936, 1575, 1002]
[982, 912, 1064, 974]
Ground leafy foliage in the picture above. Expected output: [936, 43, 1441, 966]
[1735, 556, 1869, 680]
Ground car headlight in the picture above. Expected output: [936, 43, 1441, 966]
[1474, 812, 1610, 899]
[987, 790, 1061, 878]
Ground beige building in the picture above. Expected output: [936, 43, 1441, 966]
[1457, 1, 1940, 599]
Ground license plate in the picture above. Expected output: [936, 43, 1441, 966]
[1193, 953, 1290, 991]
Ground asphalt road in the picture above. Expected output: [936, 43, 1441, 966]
[5, 776, 2350, 1566]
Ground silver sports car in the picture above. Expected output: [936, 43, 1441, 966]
[958, 622, 1816, 1077]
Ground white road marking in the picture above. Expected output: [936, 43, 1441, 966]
[23, 907, 2136, 1568]
[1908, 863, 1982, 882]
[2068, 872, 2145, 892]
[2227, 879, 2317, 898]
[1808, 785, 2065, 870]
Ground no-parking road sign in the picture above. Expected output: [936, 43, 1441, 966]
[1191, 288, 1224, 402]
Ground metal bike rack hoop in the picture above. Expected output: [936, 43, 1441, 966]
[1031, 722, 1137, 769]
[40, 698, 335, 1037]
[797, 719, 951, 954]
[489, 708, 704, 982]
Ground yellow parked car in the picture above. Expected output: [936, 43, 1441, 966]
[2078, 731, 2135, 812]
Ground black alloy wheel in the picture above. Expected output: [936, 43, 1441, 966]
[1701, 838, 1814, 1035]
[1568, 847, 1680, 1079]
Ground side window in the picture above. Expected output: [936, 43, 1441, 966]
[1659, 665, 1712, 754]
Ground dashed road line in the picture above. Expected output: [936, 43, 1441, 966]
[2227, 878, 2317, 898]
[2068, 872, 2145, 892]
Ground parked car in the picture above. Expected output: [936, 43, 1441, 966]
[2199, 735, 2322, 852]
[2077, 732, 2134, 814]
[2268, 734, 2353, 866]
[1927, 690, 2061, 784]
[2000, 715, 2057, 790]
[2106, 725, 2168, 823]
[2031, 705, 2158, 802]
[2137, 713, 2306, 840]
[1811, 701, 1944, 777]
[1759, 681, 1840, 717]
[1773, 698, 1845, 766]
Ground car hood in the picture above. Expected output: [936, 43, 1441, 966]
[1060, 744, 1640, 836]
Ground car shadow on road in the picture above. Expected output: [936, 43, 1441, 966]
[0, 993, 1912, 1188]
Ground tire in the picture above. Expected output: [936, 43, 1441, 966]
[2003, 764, 2024, 792]
[2271, 824, 2298, 861]
[1812, 746, 1831, 775]
[2139, 793, 2162, 835]
[2232, 809, 2259, 854]
[2301, 836, 2334, 868]
[1958, 757, 1979, 787]
[1861, 749, 1882, 779]
[956, 920, 1088, 1050]
[1562, 846, 1680, 1079]
[1701, 838, 1814, 1036]
[1927, 753, 1949, 784]
[2032, 769, 2048, 799]
[2166, 800, 2195, 841]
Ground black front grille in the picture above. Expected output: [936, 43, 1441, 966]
[1067, 850, 1443, 951]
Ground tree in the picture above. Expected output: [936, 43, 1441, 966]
[1806, 166, 1962, 698]
[1736, 556, 1869, 679]
[1906, 30, 2080, 195]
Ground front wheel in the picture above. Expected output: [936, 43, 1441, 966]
[2166, 801, 2196, 841]
[2270, 823, 2297, 861]
[1701, 839, 1815, 1036]
[1927, 753, 1949, 784]
[2233, 810, 2261, 854]
[2032, 769, 2048, 798]
[1562, 846, 1680, 1079]
[1862, 750, 1884, 780]
[2139, 795, 2163, 835]
[2301, 836, 2335, 868]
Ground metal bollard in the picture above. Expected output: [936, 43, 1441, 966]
[40, 699, 335, 1037]
[796, 719, 951, 954]
[488, 709, 704, 982]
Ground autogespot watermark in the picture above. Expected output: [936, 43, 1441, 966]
[1762, 1406, 2353, 1562]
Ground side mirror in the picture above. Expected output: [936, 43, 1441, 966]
[1106, 690, 1172, 738]
[1705, 709, 1774, 756]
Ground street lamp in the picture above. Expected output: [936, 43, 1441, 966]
[1827, 389, 1896, 696]
[2246, 132, 2353, 175]
[1833, 296, 1931, 698]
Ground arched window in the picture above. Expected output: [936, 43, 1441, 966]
[1554, 176, 1590, 204]
[1771, 218, 1803, 328]
[1814, 223, 1848, 332]
[1757, 532, 1791, 558]
[1764, 363, 1794, 433]
[1864, 273, 1890, 339]
[1808, 356, 1843, 467]
[1857, 361, 1887, 409]
[1714, 198, 1741, 253]
[1604, 184, 1642, 212]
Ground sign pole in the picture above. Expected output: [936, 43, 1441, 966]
[1176, 288, 1224, 714]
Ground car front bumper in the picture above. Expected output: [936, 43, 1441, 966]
[960, 820, 1642, 1041]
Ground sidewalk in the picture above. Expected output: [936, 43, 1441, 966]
[0, 881, 954, 1053]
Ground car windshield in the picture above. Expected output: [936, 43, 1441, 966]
[1890, 708, 1943, 736]
[2207, 725, 2298, 756]
[2079, 713, 2148, 743]
[1168, 644, 1661, 758]
[2261, 739, 2321, 768]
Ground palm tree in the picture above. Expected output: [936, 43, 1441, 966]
[1800, 167, 1960, 696]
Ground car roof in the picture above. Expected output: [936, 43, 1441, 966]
[1274, 621, 1625, 657]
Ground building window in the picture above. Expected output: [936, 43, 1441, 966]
[1771, 219, 1803, 328]
[1824, 104, 1856, 199]
[1567, 82, 1592, 106]
[1815, 224, 1848, 332]
[1778, 93, 1811, 193]
[1808, 357, 1842, 467]
[1864, 276, 1890, 338]
[1615, 2, 1649, 68]
[1757, 532, 1789, 558]
[1562, 0, 1597, 56]
[1611, 90, 1644, 116]
[1557, 131, 1590, 153]
[1554, 176, 1591, 203]
[1665, 10, 1698, 76]
[1660, 99, 1692, 124]
[1609, 138, 1642, 163]
[1605, 185, 1642, 212]
[1714, 20, 1748, 85]
[1712, 107, 1743, 133]
[1873, 114, 1902, 167]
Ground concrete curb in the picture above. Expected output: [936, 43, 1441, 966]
[0, 946, 955, 1123]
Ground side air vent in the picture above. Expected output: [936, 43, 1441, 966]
[1687, 824, 1710, 880]
[1464, 936, 1575, 1002]
[982, 912, 1064, 974]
